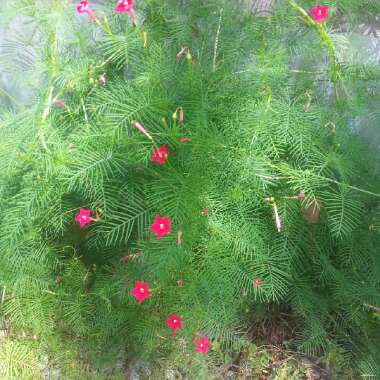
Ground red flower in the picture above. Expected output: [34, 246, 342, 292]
[76, 0, 96, 22]
[130, 281, 151, 303]
[166, 314, 183, 336]
[194, 336, 211, 354]
[76, 0, 89, 13]
[180, 137, 189, 143]
[115, 0, 136, 25]
[151, 145, 168, 165]
[253, 278, 263, 288]
[75, 208, 92, 228]
[149, 216, 171, 239]
[310, 4, 328, 23]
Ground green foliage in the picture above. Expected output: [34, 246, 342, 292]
[0, 338, 42, 380]
[1, 0, 380, 378]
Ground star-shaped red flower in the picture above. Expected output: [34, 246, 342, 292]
[253, 278, 263, 288]
[115, 0, 136, 25]
[166, 314, 183, 336]
[76, 0, 96, 22]
[151, 145, 168, 165]
[194, 336, 211, 354]
[310, 4, 328, 23]
[76, 0, 89, 13]
[75, 208, 92, 228]
[130, 281, 151, 303]
[149, 215, 171, 239]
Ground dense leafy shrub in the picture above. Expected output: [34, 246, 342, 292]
[1, 0, 380, 378]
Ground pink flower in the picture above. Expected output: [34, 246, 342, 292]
[310, 4, 328, 23]
[180, 137, 189, 143]
[166, 314, 183, 336]
[52, 99, 65, 108]
[76, 0, 96, 22]
[115, 0, 136, 25]
[130, 281, 151, 303]
[75, 208, 92, 228]
[151, 145, 168, 165]
[173, 107, 184, 123]
[149, 215, 171, 239]
[253, 278, 263, 288]
[132, 120, 153, 140]
[194, 336, 211, 354]
[179, 108, 184, 123]
[176, 279, 184, 287]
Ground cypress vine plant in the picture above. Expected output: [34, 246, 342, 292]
[1, 0, 380, 378]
